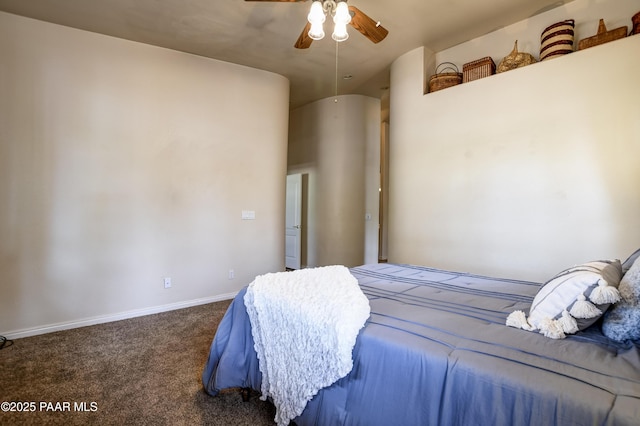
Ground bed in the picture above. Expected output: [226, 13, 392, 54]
[202, 259, 640, 426]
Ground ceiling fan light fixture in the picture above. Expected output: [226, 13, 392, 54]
[307, 1, 326, 25]
[308, 21, 325, 40]
[333, 1, 351, 25]
[332, 21, 349, 42]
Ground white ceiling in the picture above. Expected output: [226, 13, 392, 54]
[0, 0, 574, 109]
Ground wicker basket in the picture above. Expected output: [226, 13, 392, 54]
[428, 62, 462, 93]
[462, 57, 496, 83]
[497, 41, 537, 73]
[631, 11, 640, 36]
[578, 19, 627, 50]
[540, 19, 575, 61]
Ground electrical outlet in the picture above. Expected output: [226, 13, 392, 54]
[164, 277, 172, 289]
[228, 270, 235, 280]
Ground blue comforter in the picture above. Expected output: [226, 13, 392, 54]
[202, 263, 640, 425]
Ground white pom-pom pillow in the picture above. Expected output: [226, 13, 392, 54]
[507, 260, 622, 339]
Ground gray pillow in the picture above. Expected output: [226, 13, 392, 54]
[622, 248, 640, 275]
[602, 256, 640, 342]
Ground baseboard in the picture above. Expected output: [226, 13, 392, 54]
[2, 292, 238, 340]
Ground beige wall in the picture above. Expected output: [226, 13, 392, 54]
[0, 12, 290, 337]
[389, 34, 640, 282]
[288, 95, 381, 267]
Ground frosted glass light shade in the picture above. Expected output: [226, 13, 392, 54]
[332, 21, 349, 42]
[308, 1, 326, 24]
[309, 21, 325, 40]
[333, 1, 351, 25]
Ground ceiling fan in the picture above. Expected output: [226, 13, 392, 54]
[245, 0, 389, 49]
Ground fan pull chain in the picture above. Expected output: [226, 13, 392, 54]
[334, 40, 339, 103]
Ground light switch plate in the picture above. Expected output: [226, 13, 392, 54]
[241, 210, 256, 220]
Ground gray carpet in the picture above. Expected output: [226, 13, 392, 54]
[0, 301, 277, 425]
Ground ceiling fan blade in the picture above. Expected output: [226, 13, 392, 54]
[294, 21, 314, 49]
[348, 5, 389, 44]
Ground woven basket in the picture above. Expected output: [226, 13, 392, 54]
[631, 11, 640, 36]
[428, 62, 462, 93]
[462, 57, 496, 83]
[540, 19, 575, 61]
[578, 19, 627, 50]
[497, 41, 537, 73]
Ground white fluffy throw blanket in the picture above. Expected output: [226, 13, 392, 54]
[244, 265, 370, 426]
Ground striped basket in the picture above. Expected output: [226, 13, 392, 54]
[540, 19, 575, 61]
[631, 11, 640, 35]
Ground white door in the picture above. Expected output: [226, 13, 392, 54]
[285, 174, 302, 270]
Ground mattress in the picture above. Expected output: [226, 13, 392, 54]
[202, 263, 640, 425]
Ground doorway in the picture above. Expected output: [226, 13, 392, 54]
[378, 121, 389, 262]
[285, 173, 307, 270]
